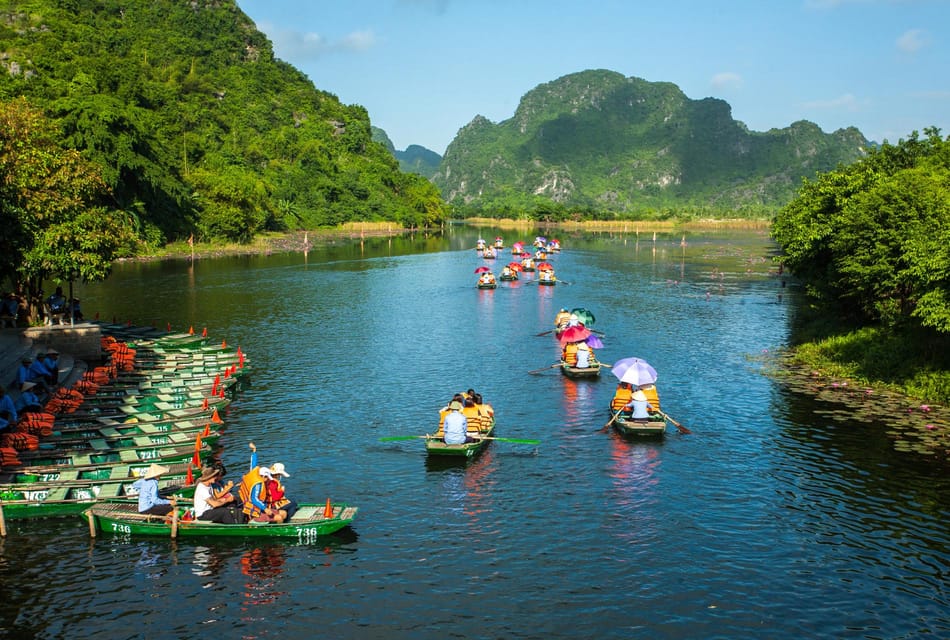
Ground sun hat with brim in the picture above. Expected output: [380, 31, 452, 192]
[269, 462, 290, 477]
[21, 381, 36, 392]
[46, 348, 59, 356]
[631, 390, 648, 402]
[198, 467, 220, 483]
[143, 463, 170, 480]
[449, 401, 463, 411]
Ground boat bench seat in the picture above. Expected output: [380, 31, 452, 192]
[292, 505, 319, 521]
[119, 449, 143, 462]
[96, 483, 123, 498]
[88, 438, 110, 451]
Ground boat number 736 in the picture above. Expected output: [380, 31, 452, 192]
[110, 523, 132, 534]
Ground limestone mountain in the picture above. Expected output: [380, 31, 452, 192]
[434, 69, 869, 214]
[371, 126, 441, 179]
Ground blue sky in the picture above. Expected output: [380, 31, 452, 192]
[236, 0, 949, 155]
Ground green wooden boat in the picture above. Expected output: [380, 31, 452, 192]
[52, 403, 221, 428]
[0, 464, 194, 520]
[499, 273, 518, 281]
[9, 440, 211, 470]
[39, 424, 220, 451]
[538, 277, 557, 286]
[49, 418, 215, 441]
[560, 361, 602, 378]
[613, 414, 667, 438]
[425, 420, 496, 458]
[82, 500, 358, 540]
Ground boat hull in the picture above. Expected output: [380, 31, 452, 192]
[82, 501, 358, 539]
[613, 415, 667, 438]
[560, 363, 601, 378]
[426, 423, 495, 458]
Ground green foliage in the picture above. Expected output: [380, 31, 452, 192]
[773, 127, 950, 333]
[0, 0, 448, 248]
[434, 69, 868, 218]
[0, 97, 138, 292]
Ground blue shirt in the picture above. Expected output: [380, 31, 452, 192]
[443, 411, 468, 444]
[16, 391, 41, 411]
[626, 399, 652, 419]
[28, 359, 52, 380]
[133, 477, 170, 513]
[0, 393, 18, 422]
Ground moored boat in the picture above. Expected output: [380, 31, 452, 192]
[82, 500, 358, 539]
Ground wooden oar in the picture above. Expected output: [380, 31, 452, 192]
[527, 363, 561, 375]
[601, 409, 623, 431]
[536, 329, 554, 337]
[380, 435, 433, 441]
[471, 436, 540, 444]
[659, 410, 691, 434]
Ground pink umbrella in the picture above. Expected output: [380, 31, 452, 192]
[474, 266, 491, 274]
[558, 325, 592, 345]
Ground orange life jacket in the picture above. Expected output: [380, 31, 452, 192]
[611, 386, 633, 411]
[238, 467, 270, 518]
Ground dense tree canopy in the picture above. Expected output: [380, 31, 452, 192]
[0, 0, 447, 247]
[0, 98, 138, 294]
[771, 128, 950, 332]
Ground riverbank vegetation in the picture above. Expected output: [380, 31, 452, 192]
[772, 128, 950, 405]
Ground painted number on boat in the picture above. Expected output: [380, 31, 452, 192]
[297, 528, 321, 543]
[110, 523, 132, 534]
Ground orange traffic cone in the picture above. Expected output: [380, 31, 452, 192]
[194, 434, 202, 451]
[210, 408, 223, 424]
[191, 448, 201, 467]
[203, 423, 210, 436]
[186, 465, 194, 485]
[189, 326, 194, 335]
[202, 327, 208, 337]
[166, 322, 171, 332]
[323, 497, 333, 518]
[202, 398, 208, 410]
[221, 339, 227, 349]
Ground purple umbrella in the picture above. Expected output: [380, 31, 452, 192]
[610, 357, 658, 386]
[585, 335, 604, 349]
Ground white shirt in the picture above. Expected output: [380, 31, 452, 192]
[193, 481, 214, 517]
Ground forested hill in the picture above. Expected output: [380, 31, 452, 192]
[0, 0, 447, 245]
[371, 126, 442, 179]
[434, 69, 870, 217]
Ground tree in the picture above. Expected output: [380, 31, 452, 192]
[0, 98, 138, 309]
[772, 128, 950, 331]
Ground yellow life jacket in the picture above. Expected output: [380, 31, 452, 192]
[563, 343, 578, 366]
[640, 385, 661, 411]
[462, 405, 481, 432]
[611, 386, 633, 411]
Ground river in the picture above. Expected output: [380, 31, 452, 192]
[0, 227, 947, 639]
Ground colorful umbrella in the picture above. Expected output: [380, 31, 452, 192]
[513, 242, 524, 249]
[537, 262, 554, 271]
[585, 334, 604, 349]
[558, 325, 591, 345]
[571, 308, 596, 326]
[521, 252, 532, 258]
[610, 357, 658, 386]
[474, 266, 491, 274]
[507, 262, 523, 271]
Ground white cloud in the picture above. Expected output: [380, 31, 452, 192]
[710, 72, 743, 92]
[802, 93, 863, 111]
[896, 29, 928, 54]
[259, 21, 377, 60]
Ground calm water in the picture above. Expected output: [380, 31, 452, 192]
[1, 228, 948, 640]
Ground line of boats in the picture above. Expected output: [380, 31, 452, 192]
[475, 235, 561, 288]
[0, 325, 358, 540]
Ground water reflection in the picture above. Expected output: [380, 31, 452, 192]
[240, 546, 287, 609]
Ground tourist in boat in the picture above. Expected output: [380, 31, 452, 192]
[27, 353, 55, 388]
[478, 272, 496, 286]
[443, 400, 472, 444]
[638, 383, 661, 412]
[15, 381, 43, 414]
[562, 341, 579, 366]
[194, 463, 241, 524]
[263, 462, 298, 523]
[539, 269, 555, 283]
[554, 309, 571, 333]
[611, 382, 634, 412]
[133, 464, 175, 516]
[576, 342, 593, 368]
[623, 389, 655, 422]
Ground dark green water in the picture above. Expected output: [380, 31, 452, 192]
[1, 227, 947, 639]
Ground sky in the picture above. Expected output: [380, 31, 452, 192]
[236, 0, 950, 155]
